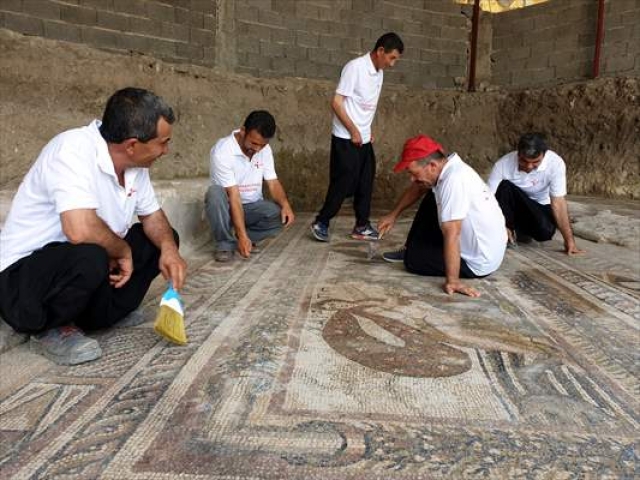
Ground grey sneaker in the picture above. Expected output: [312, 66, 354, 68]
[351, 223, 379, 241]
[114, 307, 147, 328]
[215, 250, 234, 262]
[30, 326, 102, 365]
[382, 247, 406, 263]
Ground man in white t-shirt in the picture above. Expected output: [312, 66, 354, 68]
[487, 133, 584, 255]
[0, 88, 187, 365]
[378, 135, 507, 298]
[311, 32, 404, 243]
[205, 110, 295, 262]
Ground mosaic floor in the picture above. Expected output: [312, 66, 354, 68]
[0, 212, 638, 479]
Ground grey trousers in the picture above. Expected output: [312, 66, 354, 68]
[204, 185, 283, 252]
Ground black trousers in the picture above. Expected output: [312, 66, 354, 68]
[315, 135, 376, 226]
[494, 180, 556, 241]
[0, 224, 178, 334]
[404, 191, 480, 278]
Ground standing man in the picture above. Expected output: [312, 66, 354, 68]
[0, 87, 187, 365]
[205, 110, 295, 262]
[378, 135, 507, 298]
[310, 32, 404, 242]
[487, 132, 584, 254]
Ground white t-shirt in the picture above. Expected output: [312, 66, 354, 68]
[434, 154, 507, 276]
[210, 130, 277, 204]
[487, 150, 567, 205]
[331, 53, 383, 144]
[0, 120, 160, 272]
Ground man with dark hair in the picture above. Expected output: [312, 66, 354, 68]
[205, 110, 295, 262]
[487, 132, 584, 255]
[378, 135, 507, 298]
[311, 32, 404, 242]
[0, 87, 187, 365]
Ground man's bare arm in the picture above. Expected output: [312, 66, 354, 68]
[378, 183, 427, 237]
[265, 179, 295, 226]
[139, 209, 187, 291]
[441, 219, 481, 298]
[225, 185, 252, 257]
[550, 196, 584, 255]
[331, 94, 362, 146]
[61, 209, 132, 288]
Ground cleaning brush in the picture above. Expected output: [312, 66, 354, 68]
[153, 283, 187, 345]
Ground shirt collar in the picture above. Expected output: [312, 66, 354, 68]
[434, 153, 461, 188]
[230, 129, 250, 160]
[365, 53, 379, 75]
[90, 120, 117, 178]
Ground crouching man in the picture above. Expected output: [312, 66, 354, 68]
[0, 87, 187, 365]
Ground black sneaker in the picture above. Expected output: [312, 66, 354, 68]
[311, 221, 329, 242]
[382, 247, 406, 263]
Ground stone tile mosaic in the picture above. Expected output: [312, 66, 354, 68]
[0, 214, 637, 479]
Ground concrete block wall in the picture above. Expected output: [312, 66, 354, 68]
[233, 0, 470, 89]
[0, 0, 217, 66]
[491, 0, 639, 88]
[601, 0, 640, 76]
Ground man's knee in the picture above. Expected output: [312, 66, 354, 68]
[205, 184, 228, 207]
[72, 244, 109, 282]
[496, 179, 517, 196]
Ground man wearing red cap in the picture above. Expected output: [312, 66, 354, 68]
[378, 135, 507, 298]
[310, 32, 404, 243]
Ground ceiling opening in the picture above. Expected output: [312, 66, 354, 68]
[455, 0, 551, 13]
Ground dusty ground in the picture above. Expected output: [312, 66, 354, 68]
[0, 198, 638, 479]
[0, 29, 638, 212]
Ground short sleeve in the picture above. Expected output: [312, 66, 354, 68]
[487, 162, 504, 194]
[549, 156, 567, 197]
[335, 60, 358, 98]
[211, 148, 237, 188]
[49, 137, 100, 214]
[261, 147, 277, 181]
[438, 173, 470, 223]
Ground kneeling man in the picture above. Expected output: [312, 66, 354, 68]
[378, 135, 506, 298]
[205, 111, 295, 262]
[487, 132, 583, 255]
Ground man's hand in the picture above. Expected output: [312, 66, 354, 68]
[109, 250, 133, 288]
[377, 213, 397, 238]
[237, 235, 252, 258]
[159, 246, 187, 291]
[281, 204, 295, 227]
[350, 129, 363, 147]
[564, 240, 586, 256]
[443, 280, 481, 298]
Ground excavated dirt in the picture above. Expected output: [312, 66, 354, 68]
[0, 29, 638, 210]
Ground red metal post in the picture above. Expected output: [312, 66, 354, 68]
[593, 0, 605, 78]
[468, 0, 481, 92]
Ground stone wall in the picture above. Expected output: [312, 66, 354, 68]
[491, 0, 640, 88]
[1, 29, 638, 208]
[0, 0, 470, 89]
[0, 0, 217, 66]
[1, 1, 637, 91]
[232, 0, 469, 89]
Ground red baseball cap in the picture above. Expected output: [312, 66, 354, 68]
[393, 135, 444, 173]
